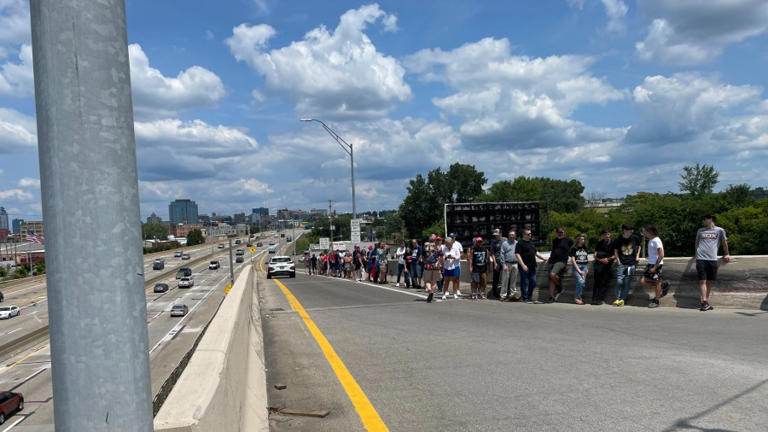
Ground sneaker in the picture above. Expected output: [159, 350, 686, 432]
[523, 299, 533, 304]
[426, 292, 434, 303]
[661, 281, 670, 297]
[395, 283, 400, 287]
[455, 290, 462, 297]
[546, 296, 556, 304]
[648, 299, 660, 308]
[574, 298, 584, 305]
[470, 294, 476, 300]
[454, 293, 461, 299]
[617, 300, 625, 307]
[441, 293, 448, 300]
[612, 299, 621, 306]
[700, 301, 713, 311]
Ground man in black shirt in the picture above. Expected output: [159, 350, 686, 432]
[489, 229, 503, 299]
[591, 229, 615, 304]
[515, 229, 548, 303]
[612, 223, 640, 306]
[547, 227, 573, 303]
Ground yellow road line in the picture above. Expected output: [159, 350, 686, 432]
[272, 278, 389, 431]
[4, 343, 49, 371]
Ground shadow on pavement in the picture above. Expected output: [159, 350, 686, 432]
[662, 378, 768, 432]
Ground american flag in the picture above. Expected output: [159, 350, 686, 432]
[26, 230, 45, 245]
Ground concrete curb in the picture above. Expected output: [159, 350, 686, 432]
[0, 325, 49, 360]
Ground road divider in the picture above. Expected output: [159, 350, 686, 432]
[0, 326, 49, 365]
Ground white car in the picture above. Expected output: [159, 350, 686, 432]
[0, 305, 20, 319]
[178, 277, 194, 288]
[267, 256, 295, 279]
[208, 260, 220, 270]
[170, 303, 188, 317]
[217, 244, 224, 249]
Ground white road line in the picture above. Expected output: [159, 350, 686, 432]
[2, 416, 26, 432]
[4, 328, 22, 336]
[313, 274, 429, 299]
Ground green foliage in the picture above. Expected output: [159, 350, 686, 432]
[399, 164, 486, 237]
[0, 266, 7, 278]
[142, 223, 168, 240]
[312, 214, 352, 241]
[679, 163, 719, 196]
[186, 229, 205, 246]
[718, 199, 768, 255]
[13, 266, 28, 279]
[421, 218, 446, 240]
[34, 260, 45, 274]
[142, 241, 180, 254]
[479, 176, 585, 213]
[721, 184, 754, 209]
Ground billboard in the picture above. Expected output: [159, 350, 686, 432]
[444, 202, 541, 249]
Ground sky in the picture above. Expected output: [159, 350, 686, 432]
[2, 0, 768, 221]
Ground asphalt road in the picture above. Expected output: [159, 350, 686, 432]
[0, 236, 273, 431]
[262, 273, 768, 432]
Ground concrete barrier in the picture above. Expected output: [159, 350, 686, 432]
[154, 265, 268, 431]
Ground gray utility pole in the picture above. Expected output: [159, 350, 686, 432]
[301, 119, 356, 219]
[328, 200, 334, 243]
[228, 235, 235, 288]
[30, 0, 153, 430]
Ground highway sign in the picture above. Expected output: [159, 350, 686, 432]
[319, 237, 330, 250]
[351, 232, 361, 243]
[250, 247, 256, 253]
[350, 218, 362, 232]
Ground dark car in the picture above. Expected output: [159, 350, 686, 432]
[235, 256, 244, 263]
[152, 258, 165, 270]
[256, 242, 263, 247]
[176, 267, 192, 279]
[235, 239, 241, 245]
[153, 283, 169, 293]
[0, 391, 23, 425]
[246, 243, 253, 247]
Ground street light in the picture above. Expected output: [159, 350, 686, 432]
[300, 118, 356, 219]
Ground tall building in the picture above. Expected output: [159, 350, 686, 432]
[0, 207, 8, 230]
[252, 207, 269, 217]
[233, 213, 246, 224]
[168, 199, 199, 224]
[146, 212, 162, 224]
[21, 221, 44, 237]
[12, 218, 24, 234]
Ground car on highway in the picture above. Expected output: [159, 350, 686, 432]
[218, 244, 224, 249]
[0, 306, 20, 319]
[269, 241, 276, 246]
[152, 258, 165, 270]
[174, 251, 183, 258]
[246, 243, 253, 247]
[0, 390, 24, 424]
[176, 267, 192, 279]
[235, 249, 244, 256]
[153, 283, 169, 293]
[256, 242, 263, 247]
[286, 236, 292, 242]
[267, 256, 296, 279]
[181, 253, 191, 260]
[235, 239, 241, 245]
[208, 260, 220, 270]
[235, 256, 244, 263]
[178, 277, 194, 288]
[170, 303, 188, 317]
[268, 247, 276, 254]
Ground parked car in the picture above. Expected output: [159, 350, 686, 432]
[208, 260, 220, 270]
[174, 251, 183, 257]
[218, 244, 225, 249]
[181, 253, 191, 260]
[0, 391, 24, 424]
[153, 283, 169, 293]
[235, 249, 244, 256]
[235, 256, 244, 263]
[267, 256, 296, 279]
[176, 267, 192, 279]
[178, 277, 194, 288]
[0, 306, 20, 319]
[256, 242, 263, 247]
[170, 303, 188, 317]
[268, 247, 276, 254]
[152, 258, 165, 270]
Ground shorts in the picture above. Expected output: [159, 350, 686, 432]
[643, 264, 663, 280]
[548, 261, 567, 277]
[696, 260, 718, 281]
[423, 268, 442, 283]
[411, 263, 422, 278]
[344, 263, 352, 271]
[443, 267, 459, 278]
[471, 272, 488, 290]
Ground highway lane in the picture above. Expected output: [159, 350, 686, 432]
[262, 272, 768, 432]
[0, 237, 275, 430]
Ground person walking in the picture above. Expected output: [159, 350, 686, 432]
[613, 224, 640, 307]
[569, 234, 589, 305]
[489, 229, 503, 299]
[410, 239, 423, 289]
[695, 215, 730, 311]
[641, 225, 670, 308]
[547, 227, 573, 303]
[441, 236, 461, 300]
[395, 241, 409, 287]
[310, 253, 318, 275]
[591, 229, 615, 305]
[377, 242, 389, 284]
[498, 230, 519, 301]
[516, 229, 548, 303]
[468, 237, 494, 300]
[423, 238, 443, 302]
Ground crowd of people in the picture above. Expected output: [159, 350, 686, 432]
[303, 214, 730, 311]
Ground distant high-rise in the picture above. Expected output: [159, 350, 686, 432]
[233, 213, 246, 224]
[12, 218, 24, 234]
[168, 199, 199, 224]
[146, 212, 162, 224]
[0, 207, 8, 230]
[252, 207, 269, 217]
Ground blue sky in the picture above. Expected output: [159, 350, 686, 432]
[2, 0, 768, 221]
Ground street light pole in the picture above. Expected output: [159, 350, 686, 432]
[301, 118, 356, 219]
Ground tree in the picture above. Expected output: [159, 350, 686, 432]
[186, 229, 204, 246]
[679, 163, 719, 196]
[479, 176, 585, 213]
[34, 260, 46, 275]
[142, 223, 168, 240]
[722, 184, 754, 209]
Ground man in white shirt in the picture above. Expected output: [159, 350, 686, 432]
[641, 225, 669, 308]
[441, 237, 463, 299]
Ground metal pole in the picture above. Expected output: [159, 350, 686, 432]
[30, 0, 153, 430]
[350, 143, 356, 219]
[228, 237, 235, 288]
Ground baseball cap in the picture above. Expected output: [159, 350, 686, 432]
[368, 245, 373, 250]
[475, 237, 483, 243]
[493, 228, 501, 235]
[354, 244, 359, 248]
[448, 232, 457, 238]
[435, 236, 443, 241]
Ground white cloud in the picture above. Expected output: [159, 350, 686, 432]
[628, 73, 762, 144]
[227, 4, 411, 119]
[0, 188, 32, 201]
[0, 0, 30, 50]
[134, 118, 258, 157]
[17, 177, 39, 188]
[601, 0, 628, 33]
[0, 107, 36, 152]
[232, 178, 273, 195]
[405, 37, 626, 149]
[636, 0, 768, 65]
[0, 43, 33, 96]
[129, 44, 226, 114]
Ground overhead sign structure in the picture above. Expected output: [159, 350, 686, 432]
[319, 237, 330, 250]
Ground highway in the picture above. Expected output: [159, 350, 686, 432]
[262, 271, 768, 431]
[0, 235, 281, 431]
